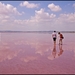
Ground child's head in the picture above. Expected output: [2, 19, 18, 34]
[58, 32, 60, 34]
[54, 31, 56, 32]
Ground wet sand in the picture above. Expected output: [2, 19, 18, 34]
[0, 33, 75, 74]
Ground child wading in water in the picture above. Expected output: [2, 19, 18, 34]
[58, 32, 64, 45]
[52, 31, 57, 45]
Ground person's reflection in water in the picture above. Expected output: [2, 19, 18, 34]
[58, 44, 64, 56]
[52, 44, 56, 58]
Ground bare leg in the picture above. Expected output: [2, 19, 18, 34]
[54, 41, 56, 46]
[59, 39, 61, 45]
[60, 39, 62, 45]
[59, 39, 62, 45]
[58, 44, 64, 56]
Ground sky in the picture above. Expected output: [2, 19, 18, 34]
[0, 1, 75, 31]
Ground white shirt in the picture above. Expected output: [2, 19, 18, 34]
[52, 32, 57, 38]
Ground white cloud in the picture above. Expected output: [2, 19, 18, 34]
[13, 8, 56, 26]
[59, 13, 75, 23]
[0, 1, 75, 31]
[48, 3, 62, 12]
[15, 8, 62, 26]
[0, 2, 24, 28]
[4, 8, 75, 31]
[14, 19, 28, 25]
[0, 2, 22, 15]
[31, 8, 56, 22]
[20, 1, 39, 8]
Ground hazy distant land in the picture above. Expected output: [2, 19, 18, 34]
[0, 31, 75, 33]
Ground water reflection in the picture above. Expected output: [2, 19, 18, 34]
[52, 44, 56, 58]
[21, 56, 38, 62]
[15, 39, 51, 56]
[0, 33, 1, 42]
[48, 44, 64, 60]
[0, 49, 21, 62]
[0, 33, 64, 63]
[0, 33, 75, 74]
[58, 44, 64, 56]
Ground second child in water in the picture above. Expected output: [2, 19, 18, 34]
[58, 32, 64, 45]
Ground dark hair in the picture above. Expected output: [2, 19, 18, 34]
[58, 32, 60, 34]
[54, 31, 56, 32]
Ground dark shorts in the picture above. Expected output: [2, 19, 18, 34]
[53, 38, 56, 41]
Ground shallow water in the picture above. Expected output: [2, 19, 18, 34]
[0, 32, 75, 74]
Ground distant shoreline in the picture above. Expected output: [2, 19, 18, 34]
[0, 31, 75, 33]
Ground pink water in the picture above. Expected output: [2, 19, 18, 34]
[0, 33, 75, 74]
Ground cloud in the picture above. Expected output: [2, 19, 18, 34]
[0, 2, 24, 28]
[13, 8, 56, 27]
[4, 8, 75, 31]
[0, 2, 22, 15]
[48, 3, 62, 12]
[0, 1, 75, 31]
[0, 15, 12, 26]
[30, 8, 56, 23]
[20, 1, 39, 8]
[73, 3, 75, 8]
[59, 13, 75, 23]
